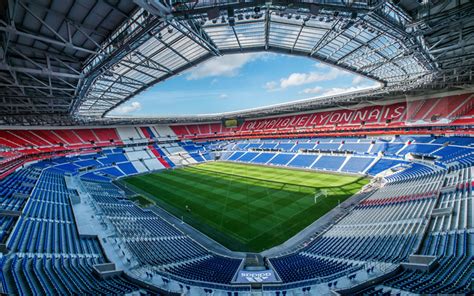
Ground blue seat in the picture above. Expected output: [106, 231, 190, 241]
[288, 154, 318, 168]
[267, 153, 295, 165]
[312, 156, 346, 170]
[340, 157, 373, 173]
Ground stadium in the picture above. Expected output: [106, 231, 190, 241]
[0, 0, 473, 295]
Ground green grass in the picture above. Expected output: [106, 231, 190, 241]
[121, 161, 369, 252]
[129, 195, 154, 207]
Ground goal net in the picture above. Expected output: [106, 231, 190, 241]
[313, 189, 328, 203]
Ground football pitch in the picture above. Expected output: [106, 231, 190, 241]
[121, 161, 369, 252]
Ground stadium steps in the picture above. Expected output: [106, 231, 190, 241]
[408, 99, 427, 122]
[114, 166, 127, 176]
[286, 153, 300, 166]
[140, 160, 151, 172]
[300, 252, 369, 268]
[151, 145, 172, 168]
[395, 142, 409, 155]
[429, 145, 446, 156]
[410, 176, 447, 253]
[263, 153, 279, 165]
[337, 156, 350, 172]
[30, 131, 53, 146]
[6, 132, 37, 148]
[447, 94, 474, 118]
[419, 99, 442, 121]
[309, 154, 322, 168]
[158, 254, 212, 270]
[362, 155, 382, 174]
[367, 142, 374, 154]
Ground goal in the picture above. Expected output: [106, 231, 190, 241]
[314, 189, 328, 203]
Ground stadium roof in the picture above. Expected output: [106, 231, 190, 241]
[1, 0, 473, 125]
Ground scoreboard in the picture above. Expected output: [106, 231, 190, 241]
[223, 119, 239, 128]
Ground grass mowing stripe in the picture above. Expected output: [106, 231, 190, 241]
[121, 162, 369, 252]
[139, 172, 272, 238]
[203, 162, 359, 187]
[124, 173, 254, 246]
[218, 164, 235, 231]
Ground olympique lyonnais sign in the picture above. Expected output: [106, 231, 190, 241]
[234, 269, 279, 283]
[241, 102, 406, 131]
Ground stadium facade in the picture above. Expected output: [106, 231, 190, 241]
[0, 0, 473, 295]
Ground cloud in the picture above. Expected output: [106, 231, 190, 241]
[113, 102, 142, 114]
[352, 75, 364, 85]
[219, 94, 228, 99]
[280, 67, 347, 88]
[186, 53, 265, 80]
[264, 81, 278, 91]
[300, 86, 323, 94]
[265, 64, 349, 91]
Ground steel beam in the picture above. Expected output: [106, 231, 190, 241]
[0, 63, 83, 79]
[0, 23, 102, 56]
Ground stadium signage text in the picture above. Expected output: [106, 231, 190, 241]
[235, 270, 279, 283]
[242, 102, 406, 131]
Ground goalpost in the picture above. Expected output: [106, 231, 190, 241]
[314, 189, 328, 203]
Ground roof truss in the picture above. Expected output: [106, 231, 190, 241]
[0, 0, 473, 125]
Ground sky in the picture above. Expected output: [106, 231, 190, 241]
[109, 53, 381, 117]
